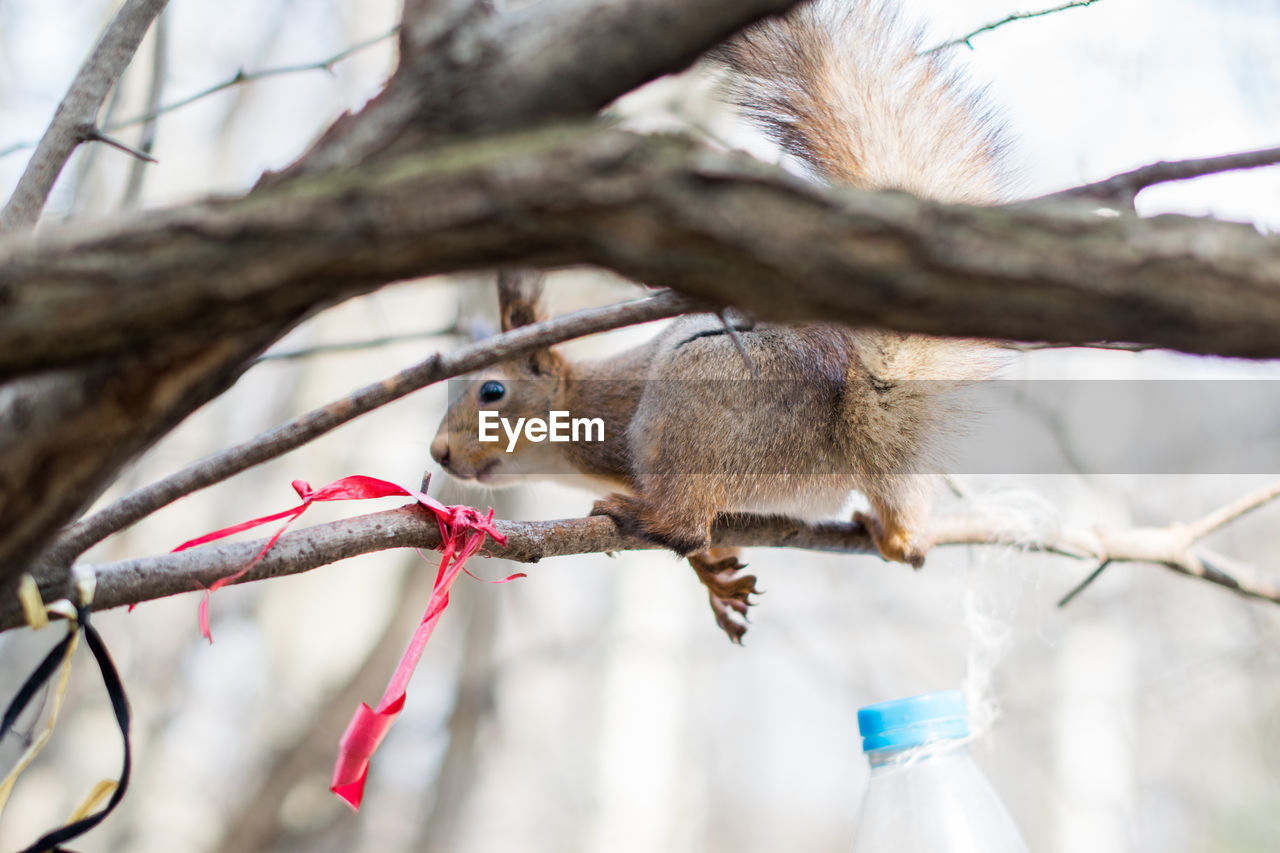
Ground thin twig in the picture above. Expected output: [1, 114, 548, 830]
[256, 327, 463, 362]
[1185, 480, 1280, 542]
[1057, 559, 1112, 607]
[0, 0, 170, 228]
[0, 27, 398, 161]
[33, 290, 700, 573]
[920, 0, 1101, 55]
[942, 475, 973, 500]
[108, 25, 399, 133]
[1046, 143, 1280, 206]
[120, 10, 169, 210]
[84, 128, 158, 163]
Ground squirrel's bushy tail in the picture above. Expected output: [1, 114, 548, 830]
[714, 0, 1008, 203]
[716, 0, 1009, 457]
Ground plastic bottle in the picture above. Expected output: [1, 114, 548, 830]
[849, 689, 1030, 853]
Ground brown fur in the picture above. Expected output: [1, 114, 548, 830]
[430, 0, 1008, 641]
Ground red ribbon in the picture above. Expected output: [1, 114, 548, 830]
[171, 475, 516, 810]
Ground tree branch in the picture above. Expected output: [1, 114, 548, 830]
[0, 0, 170, 229]
[10, 479, 1280, 634]
[83, 128, 159, 164]
[482, 0, 807, 129]
[33, 290, 699, 574]
[255, 327, 462, 361]
[123, 26, 395, 132]
[1183, 481, 1280, 541]
[0, 330, 287, 594]
[1045, 143, 1280, 206]
[287, 0, 808, 175]
[7, 126, 1280, 383]
[0, 0, 813, 596]
[7, 509, 869, 632]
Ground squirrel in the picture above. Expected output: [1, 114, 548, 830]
[429, 0, 1008, 642]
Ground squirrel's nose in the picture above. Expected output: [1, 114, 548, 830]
[430, 436, 450, 469]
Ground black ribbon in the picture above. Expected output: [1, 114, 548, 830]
[1, 606, 131, 853]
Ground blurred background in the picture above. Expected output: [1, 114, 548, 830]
[2, 0, 1280, 850]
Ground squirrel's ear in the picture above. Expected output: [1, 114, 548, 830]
[496, 269, 562, 376]
[497, 269, 545, 333]
[525, 346, 564, 377]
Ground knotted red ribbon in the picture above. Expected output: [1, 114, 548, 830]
[171, 475, 514, 810]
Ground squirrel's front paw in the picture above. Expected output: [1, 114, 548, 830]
[854, 511, 926, 569]
[590, 493, 709, 556]
[688, 551, 760, 645]
[589, 493, 653, 536]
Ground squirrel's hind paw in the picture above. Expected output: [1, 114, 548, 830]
[854, 511, 926, 569]
[688, 551, 760, 645]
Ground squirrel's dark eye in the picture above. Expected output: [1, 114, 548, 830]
[478, 381, 506, 404]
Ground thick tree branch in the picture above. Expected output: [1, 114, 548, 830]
[6, 126, 1280, 382]
[291, 0, 808, 174]
[0, 329, 288, 595]
[9, 480, 1280, 634]
[0, 0, 170, 229]
[33, 290, 698, 574]
[479, 0, 807, 130]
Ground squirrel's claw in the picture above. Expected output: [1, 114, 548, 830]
[688, 552, 760, 644]
[708, 596, 749, 645]
[591, 496, 759, 642]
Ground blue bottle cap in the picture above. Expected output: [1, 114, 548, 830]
[857, 689, 970, 753]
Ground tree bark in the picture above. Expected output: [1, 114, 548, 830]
[8, 495, 1279, 634]
[4, 126, 1280, 382]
